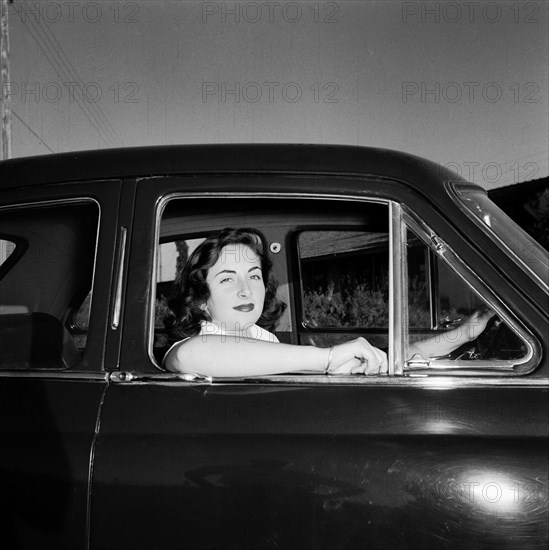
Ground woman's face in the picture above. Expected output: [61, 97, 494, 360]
[204, 243, 266, 331]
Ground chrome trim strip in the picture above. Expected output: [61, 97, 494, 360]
[389, 202, 405, 376]
[0, 371, 109, 381]
[449, 181, 549, 294]
[157, 192, 389, 209]
[426, 249, 437, 328]
[112, 372, 549, 388]
[0, 369, 546, 387]
[111, 226, 127, 330]
[85, 382, 109, 550]
[110, 371, 212, 384]
[0, 196, 100, 212]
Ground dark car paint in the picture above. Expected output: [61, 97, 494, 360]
[0, 145, 548, 549]
[0, 379, 106, 549]
[90, 384, 549, 549]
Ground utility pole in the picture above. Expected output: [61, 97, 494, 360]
[0, 0, 13, 160]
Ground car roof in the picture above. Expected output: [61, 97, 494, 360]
[0, 144, 473, 195]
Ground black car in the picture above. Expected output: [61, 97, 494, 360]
[1, 144, 547, 549]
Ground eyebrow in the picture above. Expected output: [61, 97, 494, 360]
[213, 266, 261, 278]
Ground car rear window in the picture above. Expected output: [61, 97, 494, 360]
[0, 201, 99, 370]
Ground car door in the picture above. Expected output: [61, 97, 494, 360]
[0, 179, 122, 549]
[90, 174, 548, 550]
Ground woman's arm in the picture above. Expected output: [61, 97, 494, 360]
[164, 335, 387, 377]
[408, 309, 495, 359]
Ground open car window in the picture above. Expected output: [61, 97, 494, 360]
[0, 201, 99, 370]
[154, 237, 206, 354]
[151, 194, 538, 378]
[152, 197, 389, 368]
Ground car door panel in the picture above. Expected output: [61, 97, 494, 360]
[0, 378, 107, 548]
[0, 180, 122, 549]
[90, 383, 548, 549]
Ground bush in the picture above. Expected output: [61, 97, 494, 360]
[302, 278, 389, 327]
[303, 275, 434, 328]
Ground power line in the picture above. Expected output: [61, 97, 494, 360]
[16, 11, 116, 147]
[18, 5, 120, 147]
[15, 0, 124, 147]
[12, 109, 55, 152]
[30, 6, 124, 147]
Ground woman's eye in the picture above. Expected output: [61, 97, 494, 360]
[220, 277, 233, 284]
[250, 274, 262, 280]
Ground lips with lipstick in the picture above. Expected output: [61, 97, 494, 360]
[233, 303, 255, 312]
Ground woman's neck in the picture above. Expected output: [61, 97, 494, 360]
[201, 320, 257, 337]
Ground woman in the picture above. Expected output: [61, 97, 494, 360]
[163, 227, 388, 376]
[162, 227, 493, 376]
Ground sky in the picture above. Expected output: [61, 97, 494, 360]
[3, 0, 548, 189]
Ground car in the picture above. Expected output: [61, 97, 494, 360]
[0, 144, 547, 549]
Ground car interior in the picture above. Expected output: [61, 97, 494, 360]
[153, 196, 529, 373]
[0, 202, 98, 369]
[0, 195, 529, 373]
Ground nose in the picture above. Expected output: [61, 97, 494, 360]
[237, 278, 251, 298]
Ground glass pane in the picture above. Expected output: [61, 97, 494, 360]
[455, 185, 549, 289]
[298, 230, 389, 329]
[405, 226, 529, 367]
[406, 233, 431, 329]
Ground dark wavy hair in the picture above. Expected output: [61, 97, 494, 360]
[164, 227, 286, 343]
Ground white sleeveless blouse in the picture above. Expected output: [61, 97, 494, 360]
[162, 321, 279, 369]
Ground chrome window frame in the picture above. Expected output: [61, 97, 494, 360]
[147, 191, 547, 387]
[449, 181, 549, 294]
[402, 207, 540, 376]
[149, 192, 392, 372]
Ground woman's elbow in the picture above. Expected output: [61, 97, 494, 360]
[164, 342, 193, 373]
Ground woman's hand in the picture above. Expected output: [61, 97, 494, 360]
[328, 337, 388, 375]
[459, 308, 496, 342]
[408, 308, 497, 360]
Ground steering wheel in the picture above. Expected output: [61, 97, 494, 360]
[468, 316, 507, 360]
[445, 315, 504, 361]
